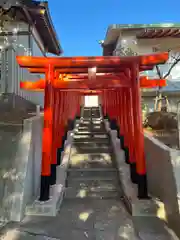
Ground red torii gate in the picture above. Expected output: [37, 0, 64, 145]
[16, 53, 169, 201]
[20, 76, 166, 91]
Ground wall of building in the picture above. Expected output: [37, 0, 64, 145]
[0, 21, 45, 107]
[114, 31, 152, 56]
[114, 32, 180, 81]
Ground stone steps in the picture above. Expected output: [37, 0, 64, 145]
[71, 147, 112, 154]
[65, 185, 120, 199]
[75, 126, 106, 131]
[78, 120, 104, 124]
[67, 175, 118, 183]
[67, 178, 120, 189]
[79, 117, 102, 121]
[67, 178, 119, 190]
[67, 168, 118, 178]
[73, 141, 109, 147]
[76, 120, 103, 125]
[73, 137, 109, 143]
[74, 129, 107, 134]
[69, 162, 114, 169]
[66, 107, 121, 202]
[73, 132, 108, 137]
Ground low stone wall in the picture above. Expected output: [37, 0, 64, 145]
[144, 129, 179, 148]
[0, 115, 43, 222]
[144, 133, 180, 236]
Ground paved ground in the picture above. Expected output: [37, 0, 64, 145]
[0, 199, 140, 240]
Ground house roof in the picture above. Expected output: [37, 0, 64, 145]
[0, 0, 62, 55]
[102, 23, 180, 56]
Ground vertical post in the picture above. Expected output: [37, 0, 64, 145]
[131, 63, 148, 198]
[119, 89, 125, 149]
[36, 105, 40, 116]
[116, 90, 121, 131]
[100, 92, 104, 116]
[112, 93, 115, 119]
[108, 91, 112, 119]
[126, 88, 137, 183]
[62, 92, 67, 147]
[50, 88, 58, 185]
[77, 93, 81, 118]
[66, 91, 70, 130]
[7, 47, 15, 93]
[106, 90, 109, 119]
[99, 94, 103, 119]
[119, 90, 124, 135]
[122, 89, 130, 164]
[103, 90, 107, 117]
[113, 91, 118, 131]
[57, 91, 63, 165]
[115, 90, 120, 133]
[177, 101, 180, 148]
[106, 91, 109, 117]
[80, 97, 84, 118]
[106, 91, 109, 118]
[39, 64, 54, 201]
[70, 91, 76, 130]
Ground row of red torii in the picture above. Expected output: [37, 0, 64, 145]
[17, 52, 169, 201]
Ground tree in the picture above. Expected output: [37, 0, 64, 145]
[153, 50, 180, 111]
[155, 50, 180, 80]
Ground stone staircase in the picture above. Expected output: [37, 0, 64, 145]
[0, 106, 178, 239]
[65, 106, 123, 201]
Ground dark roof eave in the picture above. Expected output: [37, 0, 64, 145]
[22, 1, 62, 55]
[43, 4, 63, 55]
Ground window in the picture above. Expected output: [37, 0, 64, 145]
[152, 47, 159, 52]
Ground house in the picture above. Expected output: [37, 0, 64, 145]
[0, 0, 62, 107]
[101, 23, 180, 112]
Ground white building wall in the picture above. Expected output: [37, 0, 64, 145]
[114, 33, 140, 56]
[114, 32, 180, 81]
[14, 34, 44, 107]
[0, 21, 46, 107]
[23, 35, 44, 106]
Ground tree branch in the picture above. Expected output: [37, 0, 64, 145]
[163, 57, 180, 79]
[155, 65, 162, 78]
[171, 55, 178, 61]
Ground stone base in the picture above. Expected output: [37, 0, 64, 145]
[25, 131, 73, 217]
[26, 184, 64, 217]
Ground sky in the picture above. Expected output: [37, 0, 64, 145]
[48, 0, 180, 57]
